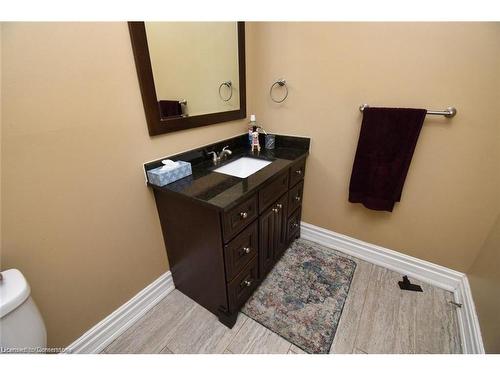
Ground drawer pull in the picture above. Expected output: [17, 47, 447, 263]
[240, 211, 248, 219]
[272, 208, 279, 213]
[292, 223, 299, 229]
[294, 195, 301, 202]
[240, 247, 251, 255]
[295, 169, 302, 175]
[240, 279, 252, 288]
[276, 203, 283, 210]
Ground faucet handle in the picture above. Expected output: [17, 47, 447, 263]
[222, 145, 232, 155]
[207, 151, 218, 163]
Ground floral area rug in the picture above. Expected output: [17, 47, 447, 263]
[242, 239, 357, 354]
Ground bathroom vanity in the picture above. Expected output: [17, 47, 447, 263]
[144, 134, 309, 327]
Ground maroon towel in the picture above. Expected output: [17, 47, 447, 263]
[158, 100, 182, 118]
[349, 107, 427, 212]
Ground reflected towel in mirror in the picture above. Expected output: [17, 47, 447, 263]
[158, 100, 182, 118]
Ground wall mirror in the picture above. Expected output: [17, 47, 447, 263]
[129, 22, 246, 136]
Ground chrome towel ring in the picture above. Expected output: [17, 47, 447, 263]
[218, 80, 233, 101]
[270, 79, 288, 103]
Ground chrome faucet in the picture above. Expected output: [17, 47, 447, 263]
[208, 146, 232, 165]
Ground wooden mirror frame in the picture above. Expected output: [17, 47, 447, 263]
[128, 21, 246, 136]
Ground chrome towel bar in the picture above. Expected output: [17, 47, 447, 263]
[359, 104, 457, 118]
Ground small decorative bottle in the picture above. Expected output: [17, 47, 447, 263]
[248, 114, 257, 146]
[251, 126, 261, 153]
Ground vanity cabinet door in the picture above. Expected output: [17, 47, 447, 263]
[259, 204, 276, 278]
[259, 193, 288, 277]
[273, 193, 289, 261]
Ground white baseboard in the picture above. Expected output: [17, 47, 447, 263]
[300, 221, 484, 354]
[454, 275, 485, 354]
[64, 271, 174, 354]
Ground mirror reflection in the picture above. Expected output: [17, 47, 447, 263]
[144, 22, 240, 119]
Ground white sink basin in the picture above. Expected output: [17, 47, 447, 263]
[214, 157, 272, 178]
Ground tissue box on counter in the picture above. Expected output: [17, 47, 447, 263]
[147, 160, 192, 187]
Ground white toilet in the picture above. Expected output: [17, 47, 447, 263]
[0, 269, 47, 353]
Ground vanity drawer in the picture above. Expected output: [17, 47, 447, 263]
[222, 194, 258, 242]
[288, 180, 304, 216]
[224, 220, 258, 281]
[287, 207, 302, 243]
[227, 256, 259, 312]
[258, 171, 289, 214]
[289, 158, 306, 188]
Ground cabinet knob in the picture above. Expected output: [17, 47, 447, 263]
[242, 247, 251, 254]
[295, 169, 302, 175]
[295, 195, 301, 202]
[292, 223, 299, 229]
[240, 211, 248, 219]
[276, 203, 283, 210]
[241, 279, 252, 288]
[272, 208, 278, 213]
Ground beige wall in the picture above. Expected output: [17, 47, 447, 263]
[468, 214, 500, 353]
[0, 23, 3, 255]
[145, 22, 240, 116]
[0, 22, 246, 347]
[247, 22, 500, 272]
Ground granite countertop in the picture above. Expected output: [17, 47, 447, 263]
[144, 134, 310, 211]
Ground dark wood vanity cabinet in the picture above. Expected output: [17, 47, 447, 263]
[153, 156, 307, 328]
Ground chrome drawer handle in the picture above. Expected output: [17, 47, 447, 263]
[295, 195, 301, 202]
[272, 203, 282, 214]
[295, 169, 302, 175]
[241, 279, 252, 287]
[240, 212, 248, 219]
[242, 247, 251, 255]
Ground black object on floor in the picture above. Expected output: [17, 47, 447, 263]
[398, 275, 423, 292]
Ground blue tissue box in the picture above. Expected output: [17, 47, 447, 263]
[147, 161, 192, 187]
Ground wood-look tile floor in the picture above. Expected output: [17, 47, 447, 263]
[103, 248, 462, 354]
